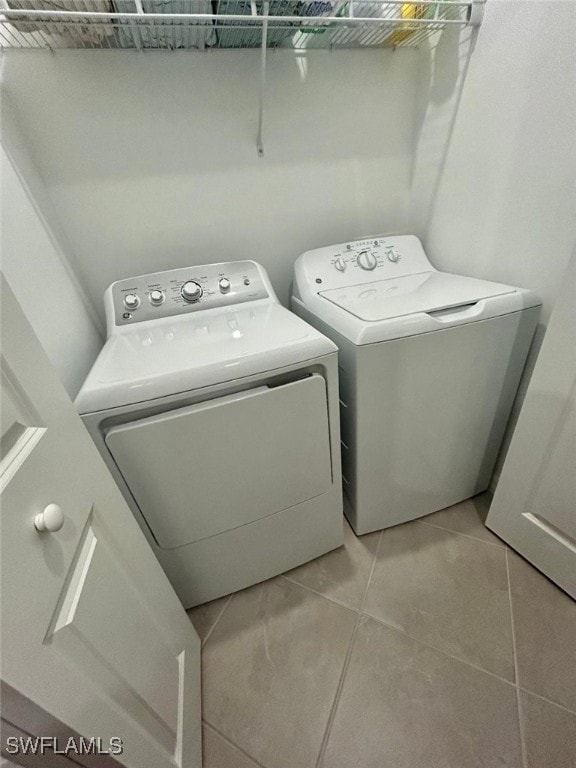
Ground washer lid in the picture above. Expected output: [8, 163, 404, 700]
[319, 272, 516, 322]
[75, 302, 336, 414]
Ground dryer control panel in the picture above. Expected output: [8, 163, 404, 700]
[107, 260, 270, 329]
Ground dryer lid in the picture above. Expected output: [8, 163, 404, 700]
[319, 271, 516, 322]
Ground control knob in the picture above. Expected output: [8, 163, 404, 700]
[356, 251, 377, 271]
[387, 249, 400, 263]
[34, 503, 65, 533]
[149, 289, 165, 306]
[333, 257, 346, 272]
[218, 277, 231, 293]
[181, 281, 203, 303]
[124, 293, 140, 310]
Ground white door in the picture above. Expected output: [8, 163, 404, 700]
[486, 253, 576, 598]
[0, 275, 202, 767]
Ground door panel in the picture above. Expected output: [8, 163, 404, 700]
[0, 361, 46, 490]
[105, 375, 332, 548]
[527, 396, 576, 540]
[487, 253, 576, 598]
[0, 275, 201, 767]
[48, 514, 180, 752]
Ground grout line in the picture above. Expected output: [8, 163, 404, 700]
[517, 687, 576, 717]
[314, 616, 360, 768]
[504, 549, 520, 691]
[415, 518, 506, 549]
[203, 720, 271, 768]
[200, 593, 234, 647]
[363, 530, 383, 608]
[359, 528, 518, 689]
[280, 575, 360, 615]
[361, 609, 518, 690]
[506, 548, 528, 768]
[314, 530, 383, 768]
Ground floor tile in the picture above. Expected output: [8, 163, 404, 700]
[321, 616, 523, 768]
[188, 595, 231, 643]
[203, 724, 262, 768]
[363, 520, 515, 679]
[202, 577, 357, 768]
[418, 493, 503, 547]
[508, 551, 576, 711]
[283, 518, 380, 610]
[520, 690, 576, 768]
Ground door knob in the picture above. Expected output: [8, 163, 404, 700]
[34, 503, 65, 533]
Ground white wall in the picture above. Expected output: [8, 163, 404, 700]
[409, 0, 576, 477]
[0, 119, 103, 398]
[1, 48, 420, 318]
[411, 0, 576, 325]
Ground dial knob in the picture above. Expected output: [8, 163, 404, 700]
[387, 249, 400, 263]
[357, 251, 377, 271]
[124, 293, 140, 310]
[149, 289, 165, 306]
[218, 278, 231, 293]
[181, 281, 203, 303]
[333, 257, 346, 272]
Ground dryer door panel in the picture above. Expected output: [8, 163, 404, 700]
[105, 374, 332, 549]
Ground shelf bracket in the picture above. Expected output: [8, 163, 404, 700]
[256, 0, 269, 159]
[131, 0, 144, 52]
[469, 0, 485, 27]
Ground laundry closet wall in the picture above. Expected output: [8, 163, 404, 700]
[0, 107, 103, 398]
[411, 0, 575, 324]
[1, 48, 419, 323]
[408, 0, 576, 477]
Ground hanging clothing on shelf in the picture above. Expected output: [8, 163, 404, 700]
[113, 0, 216, 50]
[325, 1, 416, 48]
[213, 1, 299, 49]
[387, 2, 440, 46]
[5, 0, 116, 46]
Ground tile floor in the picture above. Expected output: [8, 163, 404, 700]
[188, 495, 576, 768]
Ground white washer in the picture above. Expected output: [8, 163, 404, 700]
[76, 260, 343, 608]
[292, 235, 542, 535]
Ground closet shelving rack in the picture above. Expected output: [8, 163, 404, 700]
[0, 1, 484, 52]
[0, 0, 484, 154]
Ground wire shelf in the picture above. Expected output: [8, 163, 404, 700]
[0, 0, 483, 51]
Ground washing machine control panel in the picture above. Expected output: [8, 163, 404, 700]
[333, 238, 403, 274]
[109, 261, 269, 326]
[298, 235, 434, 292]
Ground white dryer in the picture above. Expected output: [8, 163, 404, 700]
[292, 236, 541, 535]
[76, 261, 343, 607]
